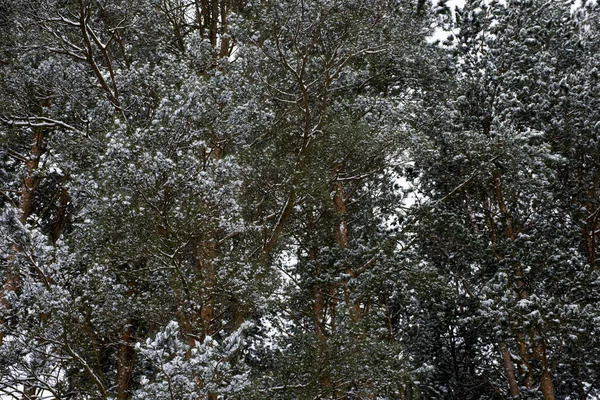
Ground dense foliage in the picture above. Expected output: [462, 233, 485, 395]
[1, 0, 600, 399]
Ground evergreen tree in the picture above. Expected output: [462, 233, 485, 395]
[408, 0, 600, 398]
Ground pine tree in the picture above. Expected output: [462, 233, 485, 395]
[408, 0, 600, 398]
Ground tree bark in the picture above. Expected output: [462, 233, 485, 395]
[500, 341, 521, 399]
[582, 173, 600, 268]
[333, 179, 362, 324]
[535, 338, 556, 400]
[306, 207, 332, 396]
[493, 173, 556, 398]
[51, 186, 69, 243]
[1, 126, 46, 347]
[116, 319, 138, 400]
[219, 0, 230, 57]
[20, 126, 45, 224]
[196, 242, 217, 338]
[210, 0, 219, 48]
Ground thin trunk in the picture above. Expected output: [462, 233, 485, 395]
[494, 173, 534, 386]
[196, 242, 216, 338]
[201, 146, 225, 400]
[313, 287, 332, 397]
[516, 334, 534, 388]
[172, 17, 186, 54]
[582, 173, 600, 268]
[493, 173, 555, 395]
[78, 0, 121, 111]
[333, 181, 348, 249]
[333, 179, 361, 323]
[116, 319, 138, 400]
[333, 177, 368, 400]
[20, 127, 45, 224]
[535, 338, 556, 400]
[494, 173, 534, 389]
[583, 225, 596, 266]
[194, 0, 205, 38]
[1, 126, 46, 346]
[312, 285, 327, 339]
[51, 186, 69, 243]
[308, 208, 326, 339]
[500, 341, 521, 399]
[200, 0, 210, 39]
[210, 0, 219, 48]
[219, 0, 230, 57]
[465, 193, 480, 234]
[262, 189, 296, 259]
[18, 127, 47, 398]
[198, 254, 217, 400]
[307, 207, 331, 396]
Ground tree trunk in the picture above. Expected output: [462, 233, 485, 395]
[536, 338, 556, 400]
[582, 173, 600, 268]
[51, 186, 69, 243]
[116, 319, 138, 400]
[219, 0, 230, 57]
[210, 0, 219, 48]
[516, 334, 534, 388]
[196, 242, 217, 338]
[306, 207, 332, 396]
[493, 173, 556, 397]
[1, 126, 46, 346]
[333, 181, 348, 249]
[333, 179, 362, 324]
[20, 126, 45, 224]
[500, 341, 521, 399]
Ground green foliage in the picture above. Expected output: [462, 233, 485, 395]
[2, 0, 600, 399]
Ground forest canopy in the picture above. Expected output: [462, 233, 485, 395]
[1, 0, 600, 399]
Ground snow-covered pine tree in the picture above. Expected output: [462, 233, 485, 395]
[1, 0, 266, 398]
[408, 0, 600, 398]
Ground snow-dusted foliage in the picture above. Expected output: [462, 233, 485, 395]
[2, 0, 600, 398]
[406, 0, 600, 398]
[133, 321, 251, 399]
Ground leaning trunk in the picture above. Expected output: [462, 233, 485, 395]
[500, 341, 521, 399]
